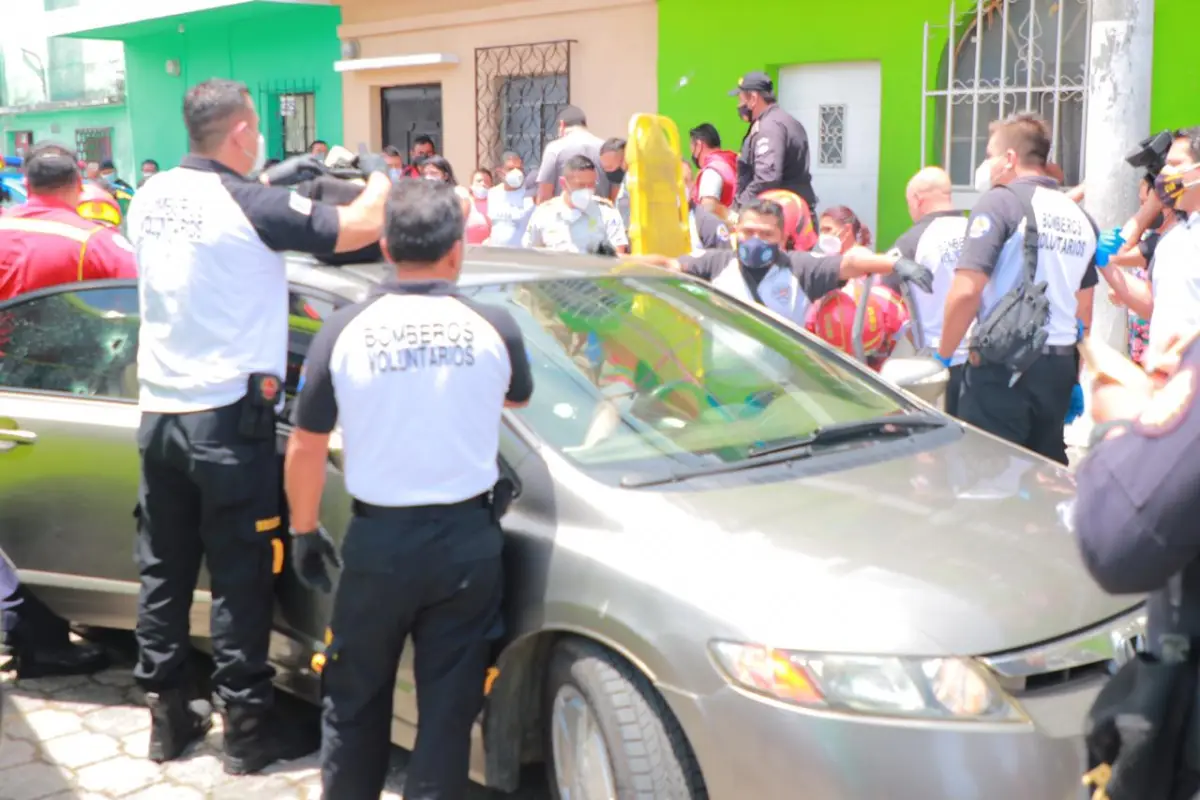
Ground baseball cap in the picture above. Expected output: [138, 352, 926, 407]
[729, 71, 773, 96]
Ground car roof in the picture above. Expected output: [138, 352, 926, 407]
[285, 245, 675, 303]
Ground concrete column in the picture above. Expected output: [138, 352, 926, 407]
[1068, 0, 1155, 453]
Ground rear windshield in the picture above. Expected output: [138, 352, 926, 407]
[464, 276, 915, 483]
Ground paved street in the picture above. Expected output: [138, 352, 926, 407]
[0, 638, 548, 800]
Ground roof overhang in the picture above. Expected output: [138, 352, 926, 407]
[333, 53, 460, 73]
[44, 0, 333, 40]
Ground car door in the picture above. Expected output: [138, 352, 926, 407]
[0, 280, 144, 629]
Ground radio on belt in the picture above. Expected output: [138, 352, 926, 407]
[240, 373, 282, 439]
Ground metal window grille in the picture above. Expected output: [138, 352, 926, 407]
[818, 104, 847, 168]
[920, 0, 1092, 188]
[280, 91, 317, 157]
[475, 40, 573, 173]
[74, 127, 112, 164]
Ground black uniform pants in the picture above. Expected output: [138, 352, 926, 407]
[133, 399, 279, 707]
[957, 352, 1077, 465]
[320, 498, 503, 800]
[1, 585, 72, 651]
[943, 363, 966, 419]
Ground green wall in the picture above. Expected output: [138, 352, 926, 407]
[122, 3, 343, 172]
[659, 0, 1199, 249]
[0, 104, 133, 176]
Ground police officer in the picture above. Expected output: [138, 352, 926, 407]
[0, 142, 136, 300]
[882, 167, 969, 414]
[729, 71, 817, 212]
[937, 112, 1098, 464]
[649, 197, 932, 322]
[523, 155, 628, 254]
[126, 78, 389, 771]
[1073, 332, 1200, 798]
[284, 177, 533, 800]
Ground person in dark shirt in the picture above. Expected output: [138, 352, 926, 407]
[729, 71, 817, 212]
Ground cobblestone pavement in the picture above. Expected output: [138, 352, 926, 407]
[0, 643, 548, 800]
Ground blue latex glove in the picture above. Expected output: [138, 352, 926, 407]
[1065, 383, 1085, 425]
[1076, 319, 1085, 342]
[933, 353, 953, 369]
[1095, 227, 1125, 267]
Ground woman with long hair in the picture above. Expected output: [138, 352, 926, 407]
[817, 205, 872, 254]
[420, 157, 490, 244]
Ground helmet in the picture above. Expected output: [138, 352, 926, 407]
[77, 182, 122, 227]
[758, 189, 818, 251]
[805, 279, 910, 365]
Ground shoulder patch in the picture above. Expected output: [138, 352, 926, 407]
[288, 192, 313, 216]
[111, 233, 134, 252]
[968, 215, 993, 239]
[715, 223, 730, 242]
[1135, 366, 1196, 436]
[755, 138, 771, 156]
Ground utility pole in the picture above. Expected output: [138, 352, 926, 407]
[1068, 0, 1156, 453]
[1082, 0, 1155, 351]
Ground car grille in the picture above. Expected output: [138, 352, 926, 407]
[977, 607, 1146, 693]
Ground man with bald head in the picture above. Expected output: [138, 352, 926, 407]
[882, 166, 970, 414]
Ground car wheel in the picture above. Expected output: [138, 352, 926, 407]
[544, 637, 707, 800]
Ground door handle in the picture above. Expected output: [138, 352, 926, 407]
[0, 429, 37, 445]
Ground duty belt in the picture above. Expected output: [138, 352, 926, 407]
[1041, 344, 1077, 356]
[352, 494, 490, 518]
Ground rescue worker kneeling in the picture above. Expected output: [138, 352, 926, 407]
[284, 177, 534, 800]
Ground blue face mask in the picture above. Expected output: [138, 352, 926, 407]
[737, 237, 779, 271]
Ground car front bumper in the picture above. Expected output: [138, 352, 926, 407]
[660, 673, 1101, 800]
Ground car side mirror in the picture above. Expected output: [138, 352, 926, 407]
[879, 356, 949, 405]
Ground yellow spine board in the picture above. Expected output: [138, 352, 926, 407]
[625, 113, 692, 258]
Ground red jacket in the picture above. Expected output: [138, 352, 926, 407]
[691, 150, 738, 208]
[0, 196, 137, 301]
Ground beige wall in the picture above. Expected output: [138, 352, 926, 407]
[337, 0, 657, 175]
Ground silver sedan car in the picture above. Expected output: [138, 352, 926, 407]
[0, 249, 1141, 799]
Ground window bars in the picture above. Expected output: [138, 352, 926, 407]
[921, 0, 1092, 187]
[475, 40, 573, 173]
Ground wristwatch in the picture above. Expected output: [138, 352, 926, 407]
[1087, 419, 1134, 448]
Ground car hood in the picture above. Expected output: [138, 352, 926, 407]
[600, 429, 1136, 657]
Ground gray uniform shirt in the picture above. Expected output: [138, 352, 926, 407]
[536, 128, 610, 199]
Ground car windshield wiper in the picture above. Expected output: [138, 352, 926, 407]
[621, 413, 948, 489]
[746, 412, 948, 458]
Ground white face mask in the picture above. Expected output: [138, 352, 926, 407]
[424, 174, 443, 183]
[569, 188, 594, 210]
[504, 169, 524, 189]
[472, 185, 488, 199]
[247, 133, 265, 175]
[973, 160, 993, 193]
[816, 233, 842, 255]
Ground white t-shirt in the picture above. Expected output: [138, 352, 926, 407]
[486, 185, 534, 247]
[1149, 212, 1200, 353]
[697, 168, 725, 201]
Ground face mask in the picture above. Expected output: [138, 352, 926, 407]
[605, 168, 626, 185]
[505, 169, 524, 189]
[973, 160, 993, 193]
[424, 174, 443, 183]
[691, 153, 702, 168]
[472, 185, 488, 199]
[1154, 165, 1199, 208]
[245, 133, 265, 176]
[141, 171, 154, 181]
[737, 104, 752, 123]
[569, 188, 594, 210]
[388, 168, 402, 181]
[737, 237, 779, 271]
[816, 233, 843, 255]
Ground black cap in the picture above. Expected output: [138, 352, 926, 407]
[729, 71, 772, 96]
[99, 159, 115, 171]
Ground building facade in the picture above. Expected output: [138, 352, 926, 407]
[659, 0, 1199, 248]
[0, 0, 132, 175]
[334, 0, 657, 178]
[29, 0, 343, 179]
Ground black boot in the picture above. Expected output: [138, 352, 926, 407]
[220, 704, 317, 775]
[147, 690, 213, 763]
[7, 641, 110, 680]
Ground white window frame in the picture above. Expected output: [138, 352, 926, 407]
[920, 0, 1093, 206]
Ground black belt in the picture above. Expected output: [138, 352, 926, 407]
[1042, 344, 1078, 356]
[352, 493, 489, 518]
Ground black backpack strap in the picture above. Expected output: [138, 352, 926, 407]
[996, 184, 1040, 288]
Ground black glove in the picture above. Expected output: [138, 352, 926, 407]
[290, 525, 342, 593]
[590, 239, 618, 257]
[262, 155, 328, 187]
[355, 145, 390, 179]
[892, 256, 935, 293]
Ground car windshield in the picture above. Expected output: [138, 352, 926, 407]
[464, 276, 923, 485]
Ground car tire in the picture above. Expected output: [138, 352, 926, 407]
[544, 637, 707, 800]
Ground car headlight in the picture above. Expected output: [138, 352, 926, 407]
[709, 641, 1025, 723]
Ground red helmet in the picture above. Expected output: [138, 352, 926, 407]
[77, 182, 122, 227]
[758, 189, 818, 251]
[805, 280, 910, 367]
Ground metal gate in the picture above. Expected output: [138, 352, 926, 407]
[920, 0, 1092, 189]
[475, 40, 573, 173]
[75, 127, 113, 164]
[256, 79, 320, 160]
